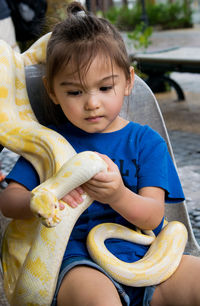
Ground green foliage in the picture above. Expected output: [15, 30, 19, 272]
[115, 5, 141, 31]
[105, 1, 193, 31]
[104, 6, 120, 24]
[45, 0, 72, 31]
[128, 22, 153, 51]
[146, 1, 193, 29]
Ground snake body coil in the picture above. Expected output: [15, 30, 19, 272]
[0, 35, 187, 305]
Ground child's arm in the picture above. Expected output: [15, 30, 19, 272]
[64, 154, 164, 230]
[85, 177, 164, 231]
[84, 154, 164, 230]
[0, 181, 66, 220]
[0, 182, 33, 219]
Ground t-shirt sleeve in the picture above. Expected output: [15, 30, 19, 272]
[137, 127, 185, 203]
[6, 156, 40, 191]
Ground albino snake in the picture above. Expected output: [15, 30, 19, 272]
[0, 34, 188, 305]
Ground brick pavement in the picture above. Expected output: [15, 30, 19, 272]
[168, 130, 200, 206]
[168, 130, 200, 243]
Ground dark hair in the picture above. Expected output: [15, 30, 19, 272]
[45, 1, 131, 124]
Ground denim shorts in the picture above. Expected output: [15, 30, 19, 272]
[51, 256, 156, 306]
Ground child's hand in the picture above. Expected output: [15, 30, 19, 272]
[60, 153, 126, 208]
[83, 153, 126, 206]
[61, 186, 84, 208]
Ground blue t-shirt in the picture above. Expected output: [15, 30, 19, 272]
[7, 121, 185, 263]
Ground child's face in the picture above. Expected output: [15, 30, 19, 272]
[49, 55, 134, 133]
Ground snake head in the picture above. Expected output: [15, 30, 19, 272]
[30, 188, 62, 227]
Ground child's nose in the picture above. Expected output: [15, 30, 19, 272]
[85, 94, 100, 110]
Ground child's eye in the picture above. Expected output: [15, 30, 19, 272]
[100, 86, 113, 92]
[67, 90, 82, 96]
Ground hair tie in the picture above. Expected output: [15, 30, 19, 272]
[76, 10, 86, 17]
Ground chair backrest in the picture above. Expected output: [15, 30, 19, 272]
[123, 74, 200, 256]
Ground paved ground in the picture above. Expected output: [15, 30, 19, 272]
[167, 130, 200, 241]
[124, 24, 200, 54]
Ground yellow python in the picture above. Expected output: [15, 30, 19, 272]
[0, 34, 188, 305]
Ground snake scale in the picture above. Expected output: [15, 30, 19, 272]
[0, 33, 188, 305]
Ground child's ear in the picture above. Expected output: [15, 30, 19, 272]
[42, 76, 59, 105]
[124, 66, 135, 96]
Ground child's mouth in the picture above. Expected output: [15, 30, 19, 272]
[86, 116, 103, 123]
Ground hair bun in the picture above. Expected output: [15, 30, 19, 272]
[67, 1, 87, 15]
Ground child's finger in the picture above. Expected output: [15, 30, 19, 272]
[59, 200, 65, 210]
[76, 186, 84, 195]
[61, 189, 84, 208]
[95, 152, 119, 172]
[92, 170, 115, 182]
[69, 189, 84, 203]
